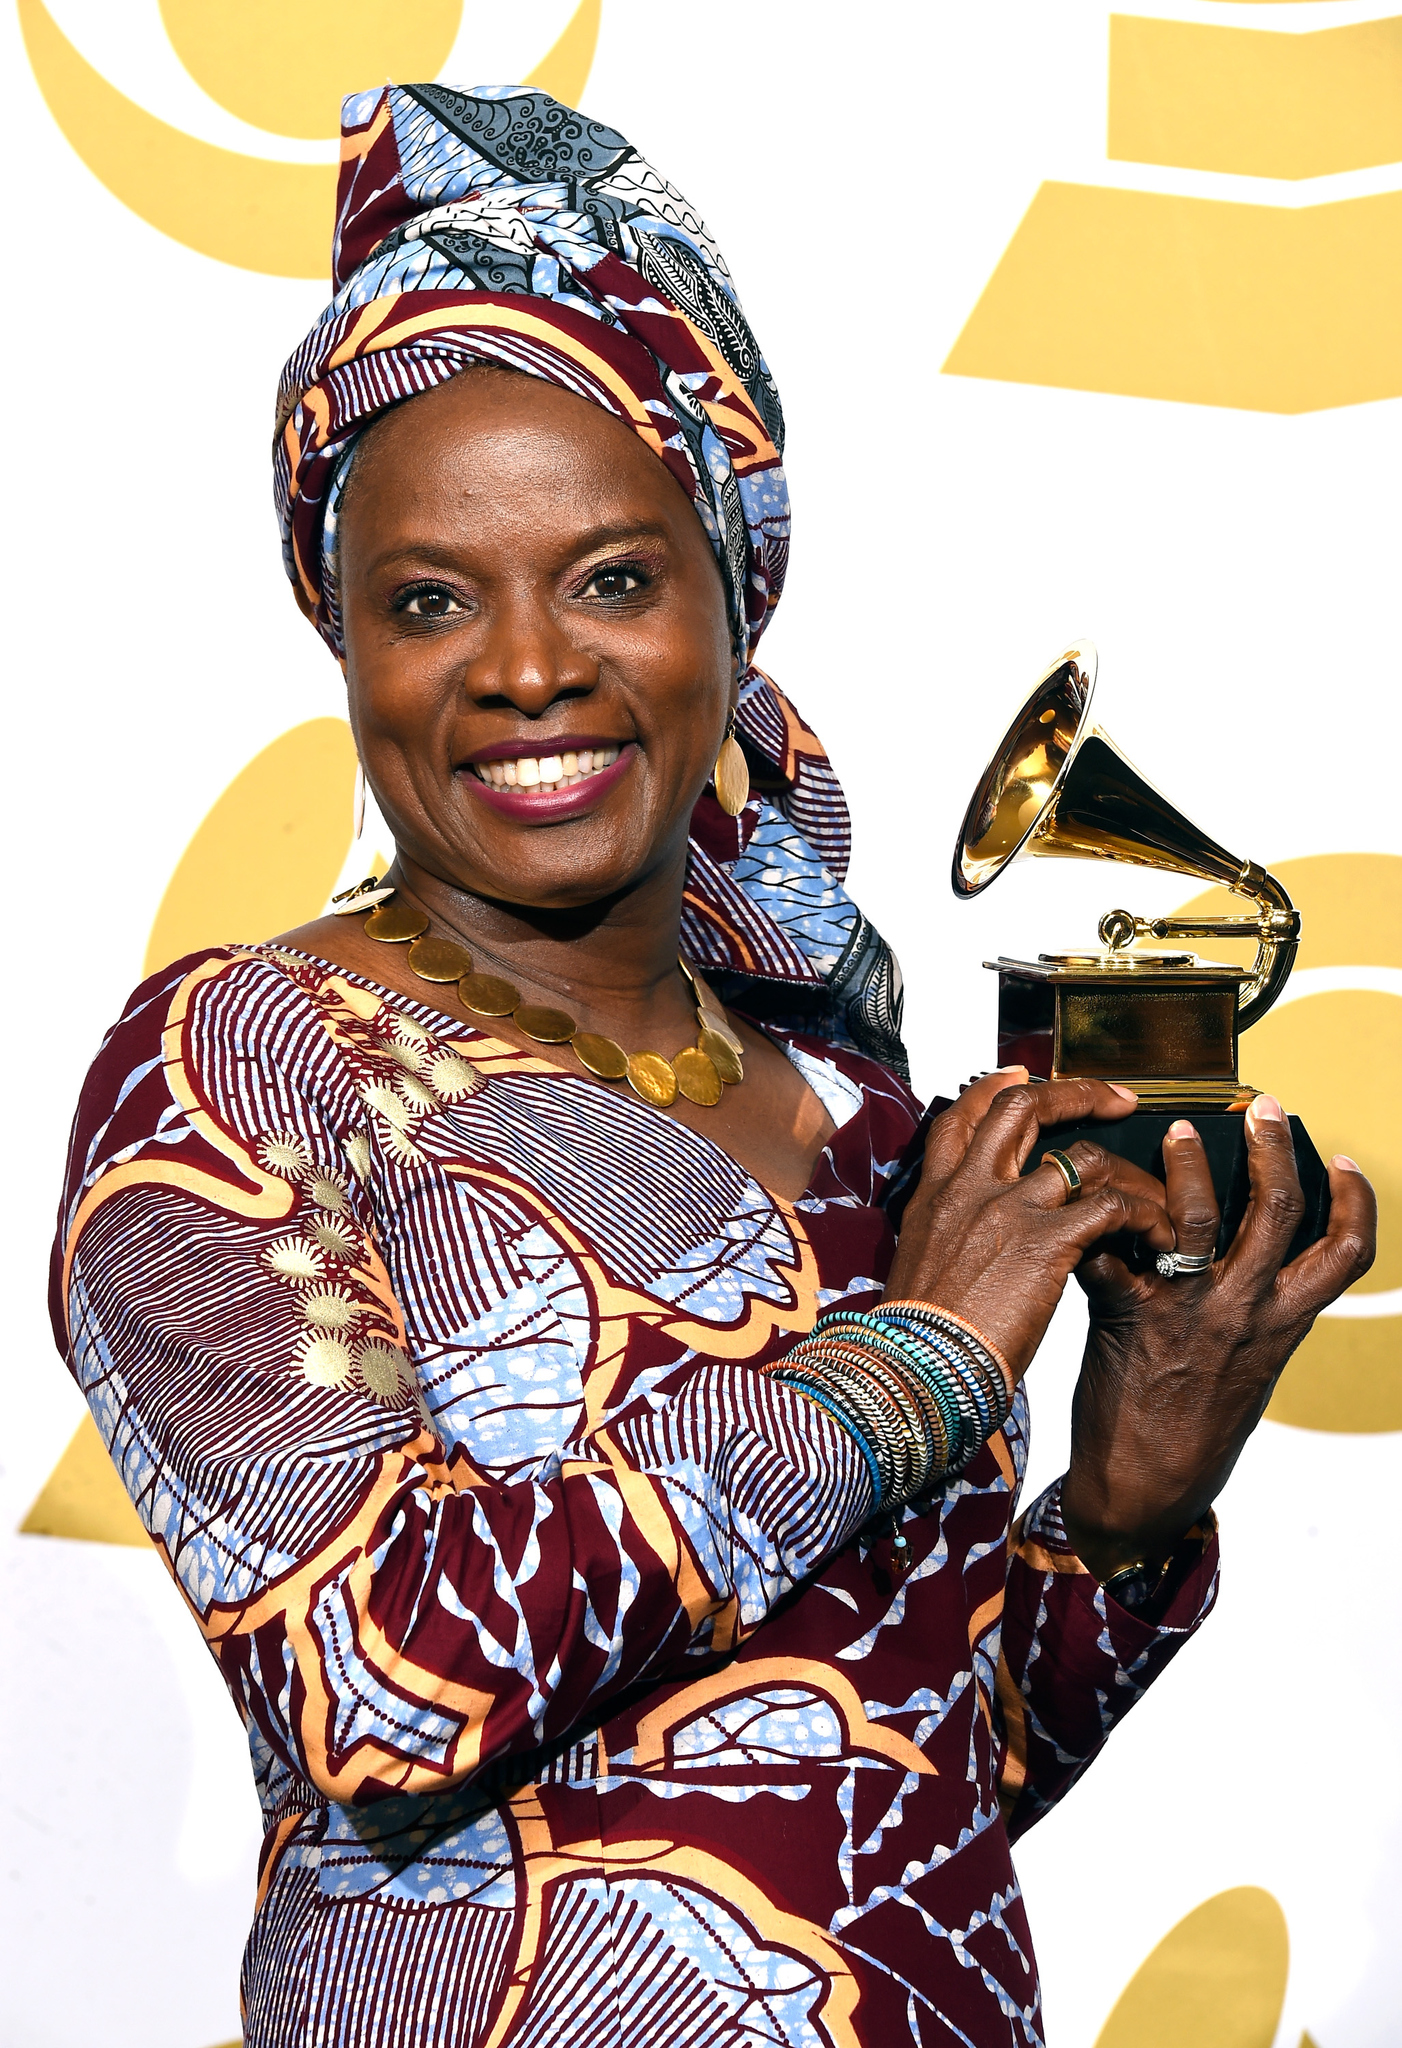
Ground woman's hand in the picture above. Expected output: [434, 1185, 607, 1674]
[1060, 1096, 1378, 1581]
[883, 1069, 1176, 1376]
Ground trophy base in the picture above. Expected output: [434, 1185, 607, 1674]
[1025, 1110, 1330, 1264]
[1090, 1077, 1258, 1110]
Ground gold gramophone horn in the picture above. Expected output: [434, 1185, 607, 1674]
[952, 643, 1300, 1026]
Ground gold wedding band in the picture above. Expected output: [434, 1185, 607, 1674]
[1044, 1149, 1083, 1202]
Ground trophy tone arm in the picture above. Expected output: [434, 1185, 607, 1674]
[1097, 863, 1301, 1030]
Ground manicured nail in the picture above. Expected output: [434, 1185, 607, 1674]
[1247, 1094, 1283, 1128]
[996, 1064, 1029, 1075]
[1109, 1085, 1138, 1102]
[1332, 1154, 1360, 1171]
[1167, 1118, 1195, 1139]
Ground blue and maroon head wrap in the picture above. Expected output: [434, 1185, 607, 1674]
[275, 83, 909, 1077]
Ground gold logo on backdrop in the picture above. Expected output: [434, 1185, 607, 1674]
[17, 0, 602, 278]
[1092, 1887, 1290, 2048]
[944, 8, 1402, 411]
[158, 0, 462, 142]
[1108, 12, 1402, 181]
[141, 719, 359, 980]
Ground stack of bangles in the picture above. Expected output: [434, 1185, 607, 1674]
[765, 1300, 1014, 1512]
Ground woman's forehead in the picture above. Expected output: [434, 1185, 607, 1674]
[340, 374, 702, 552]
[356, 367, 655, 474]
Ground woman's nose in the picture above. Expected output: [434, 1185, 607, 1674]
[464, 597, 598, 712]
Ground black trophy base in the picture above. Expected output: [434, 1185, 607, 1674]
[1025, 1111, 1330, 1265]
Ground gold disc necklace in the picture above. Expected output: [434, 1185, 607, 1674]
[331, 876, 745, 1110]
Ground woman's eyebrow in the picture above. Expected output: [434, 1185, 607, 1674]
[567, 520, 673, 555]
[362, 521, 674, 579]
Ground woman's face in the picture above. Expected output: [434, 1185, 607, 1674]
[335, 369, 735, 912]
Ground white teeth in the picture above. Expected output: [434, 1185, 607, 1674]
[475, 745, 621, 793]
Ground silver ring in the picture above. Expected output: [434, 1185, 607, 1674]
[1155, 1250, 1215, 1278]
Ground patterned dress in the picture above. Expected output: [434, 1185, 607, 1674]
[51, 943, 1218, 2047]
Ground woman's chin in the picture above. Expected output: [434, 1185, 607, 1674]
[429, 839, 660, 916]
[426, 775, 677, 908]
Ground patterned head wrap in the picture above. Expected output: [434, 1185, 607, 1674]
[275, 84, 908, 1076]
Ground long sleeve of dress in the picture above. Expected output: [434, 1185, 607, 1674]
[994, 1475, 1220, 1841]
[51, 950, 874, 1809]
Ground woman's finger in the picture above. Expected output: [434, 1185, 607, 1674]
[922, 1066, 1030, 1180]
[1160, 1120, 1222, 1262]
[1051, 1182, 1178, 1256]
[1020, 1138, 1167, 1215]
[1076, 1243, 1148, 1312]
[960, 1077, 1141, 1181]
[1272, 1154, 1378, 1322]
[1218, 1096, 1306, 1286]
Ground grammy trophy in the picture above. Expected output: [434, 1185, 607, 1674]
[953, 644, 1329, 1259]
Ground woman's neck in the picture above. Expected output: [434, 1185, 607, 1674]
[389, 845, 699, 1040]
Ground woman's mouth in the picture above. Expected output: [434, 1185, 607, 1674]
[471, 744, 622, 795]
[461, 740, 635, 822]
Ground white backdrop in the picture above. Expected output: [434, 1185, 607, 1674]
[2, 5, 1398, 2044]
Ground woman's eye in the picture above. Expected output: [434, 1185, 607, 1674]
[397, 585, 462, 618]
[584, 565, 646, 601]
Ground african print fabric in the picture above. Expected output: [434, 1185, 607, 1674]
[52, 945, 1218, 2046]
[274, 81, 906, 1075]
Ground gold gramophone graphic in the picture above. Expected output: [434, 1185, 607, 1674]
[953, 643, 1328, 1251]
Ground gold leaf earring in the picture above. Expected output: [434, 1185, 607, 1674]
[713, 715, 750, 817]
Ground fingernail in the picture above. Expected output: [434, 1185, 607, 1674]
[996, 1064, 1029, 1075]
[1167, 1118, 1195, 1139]
[1247, 1094, 1284, 1128]
[1109, 1085, 1138, 1103]
[1332, 1154, 1360, 1171]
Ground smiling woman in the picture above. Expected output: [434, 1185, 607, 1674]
[49, 80, 1374, 2048]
